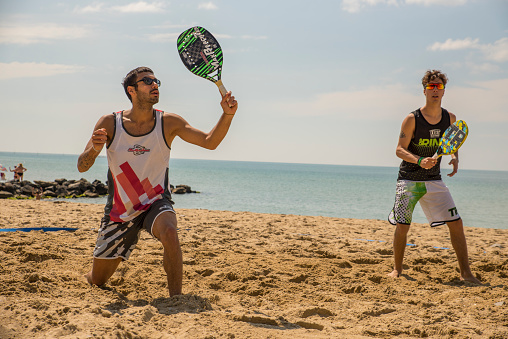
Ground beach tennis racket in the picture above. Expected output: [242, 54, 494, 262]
[432, 120, 469, 159]
[177, 26, 227, 96]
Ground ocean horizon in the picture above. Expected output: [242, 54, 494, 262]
[1, 151, 507, 230]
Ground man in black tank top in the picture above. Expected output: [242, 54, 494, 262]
[387, 70, 481, 284]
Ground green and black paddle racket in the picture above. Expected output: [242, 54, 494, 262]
[432, 120, 469, 159]
[177, 26, 227, 96]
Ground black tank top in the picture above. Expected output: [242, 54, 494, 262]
[398, 108, 451, 181]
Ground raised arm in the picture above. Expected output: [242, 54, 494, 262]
[164, 91, 238, 150]
[77, 114, 115, 173]
[396, 114, 437, 169]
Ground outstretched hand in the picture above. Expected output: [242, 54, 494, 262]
[447, 157, 459, 177]
[221, 91, 238, 116]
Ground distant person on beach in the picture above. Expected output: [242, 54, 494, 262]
[10, 163, 27, 181]
[0, 164, 6, 180]
[387, 69, 481, 284]
[77, 66, 237, 296]
[32, 186, 43, 200]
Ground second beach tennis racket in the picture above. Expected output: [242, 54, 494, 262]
[432, 120, 469, 159]
[177, 26, 227, 96]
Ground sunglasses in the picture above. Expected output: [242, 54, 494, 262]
[135, 77, 161, 87]
[425, 83, 445, 90]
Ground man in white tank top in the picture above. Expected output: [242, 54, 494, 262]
[77, 66, 238, 296]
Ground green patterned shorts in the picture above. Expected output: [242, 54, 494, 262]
[388, 180, 460, 227]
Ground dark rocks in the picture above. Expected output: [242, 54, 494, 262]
[0, 191, 14, 198]
[42, 190, 57, 198]
[0, 179, 198, 199]
[84, 191, 99, 198]
[20, 186, 34, 196]
[33, 180, 58, 189]
[0, 178, 109, 199]
[171, 184, 197, 194]
[1, 182, 16, 193]
[92, 180, 108, 195]
[67, 182, 82, 191]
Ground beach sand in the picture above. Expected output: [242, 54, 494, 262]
[0, 199, 506, 338]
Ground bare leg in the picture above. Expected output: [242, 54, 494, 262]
[85, 257, 122, 286]
[388, 223, 410, 278]
[152, 211, 183, 296]
[447, 219, 482, 284]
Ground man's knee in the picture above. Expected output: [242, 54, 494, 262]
[447, 219, 464, 232]
[159, 224, 178, 243]
[396, 223, 410, 234]
[153, 214, 179, 245]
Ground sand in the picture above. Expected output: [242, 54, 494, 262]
[0, 199, 506, 338]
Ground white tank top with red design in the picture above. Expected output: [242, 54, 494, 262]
[105, 109, 171, 222]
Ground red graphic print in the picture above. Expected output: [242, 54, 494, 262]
[110, 162, 164, 221]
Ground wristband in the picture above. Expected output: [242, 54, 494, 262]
[223, 112, 235, 116]
[417, 157, 424, 166]
[92, 144, 101, 153]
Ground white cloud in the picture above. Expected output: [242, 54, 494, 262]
[148, 32, 180, 43]
[341, 0, 398, 13]
[198, 2, 218, 10]
[428, 37, 480, 51]
[429, 37, 508, 63]
[241, 35, 268, 40]
[274, 78, 508, 123]
[154, 23, 193, 30]
[112, 1, 166, 13]
[406, 0, 467, 5]
[0, 62, 85, 80]
[341, 0, 468, 12]
[463, 62, 500, 74]
[481, 37, 508, 63]
[0, 23, 90, 44]
[446, 78, 508, 122]
[214, 34, 233, 39]
[74, 1, 165, 14]
[275, 84, 420, 120]
[75, 3, 105, 13]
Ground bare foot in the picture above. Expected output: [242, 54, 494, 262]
[84, 272, 93, 285]
[388, 270, 401, 278]
[461, 274, 483, 285]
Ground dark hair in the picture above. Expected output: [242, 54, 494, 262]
[122, 66, 154, 101]
[422, 69, 448, 88]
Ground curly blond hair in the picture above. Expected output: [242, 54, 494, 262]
[422, 69, 448, 88]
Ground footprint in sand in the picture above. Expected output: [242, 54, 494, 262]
[350, 258, 382, 265]
[289, 274, 308, 283]
[296, 321, 324, 331]
[343, 285, 365, 294]
[300, 307, 335, 318]
[196, 269, 214, 277]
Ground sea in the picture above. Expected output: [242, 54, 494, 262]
[1, 152, 507, 230]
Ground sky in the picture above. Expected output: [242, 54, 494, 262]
[1, 0, 507, 172]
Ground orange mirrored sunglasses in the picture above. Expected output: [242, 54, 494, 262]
[426, 83, 445, 90]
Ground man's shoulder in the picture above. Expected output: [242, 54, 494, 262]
[93, 113, 117, 133]
[98, 111, 120, 119]
[409, 108, 421, 117]
[162, 112, 185, 123]
[445, 109, 456, 121]
[402, 112, 417, 123]
[161, 111, 178, 117]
